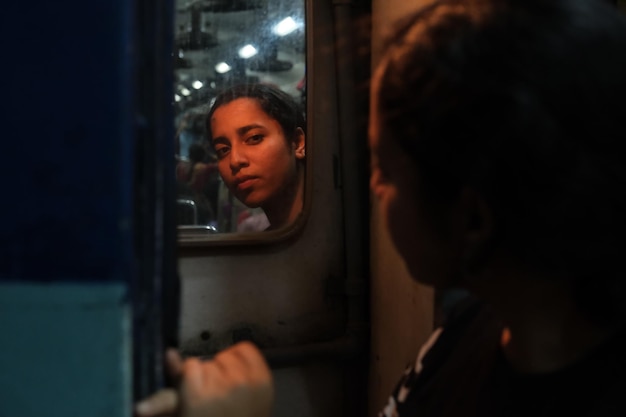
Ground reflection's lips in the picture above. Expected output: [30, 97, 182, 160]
[234, 175, 260, 191]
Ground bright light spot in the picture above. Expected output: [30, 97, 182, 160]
[178, 49, 184, 58]
[215, 62, 232, 74]
[180, 88, 191, 96]
[175, 94, 181, 102]
[210, 81, 216, 88]
[273, 17, 298, 36]
[192, 80, 203, 89]
[238, 44, 258, 59]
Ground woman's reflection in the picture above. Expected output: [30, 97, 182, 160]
[207, 83, 306, 231]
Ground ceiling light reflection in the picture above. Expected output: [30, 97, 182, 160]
[273, 17, 298, 36]
[238, 44, 258, 59]
[215, 62, 232, 74]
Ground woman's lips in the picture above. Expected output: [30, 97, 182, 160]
[235, 177, 259, 191]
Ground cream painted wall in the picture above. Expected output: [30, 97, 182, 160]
[368, 1, 436, 416]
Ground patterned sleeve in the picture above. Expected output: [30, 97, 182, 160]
[378, 327, 444, 417]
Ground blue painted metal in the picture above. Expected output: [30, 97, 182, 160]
[0, 283, 132, 417]
[0, 0, 179, 411]
[0, 1, 169, 415]
[0, 0, 135, 283]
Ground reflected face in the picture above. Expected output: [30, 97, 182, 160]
[210, 98, 305, 209]
[369, 65, 458, 287]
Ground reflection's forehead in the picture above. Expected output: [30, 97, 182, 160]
[210, 100, 272, 134]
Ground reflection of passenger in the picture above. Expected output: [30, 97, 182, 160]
[206, 84, 306, 231]
[176, 143, 219, 224]
[186, 144, 217, 196]
[175, 110, 207, 159]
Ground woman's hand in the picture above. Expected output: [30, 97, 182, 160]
[135, 342, 273, 417]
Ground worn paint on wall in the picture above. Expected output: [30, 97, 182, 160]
[368, 1, 436, 415]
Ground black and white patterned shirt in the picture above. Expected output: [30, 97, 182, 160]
[378, 300, 626, 417]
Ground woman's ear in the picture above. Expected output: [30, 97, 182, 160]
[293, 127, 306, 159]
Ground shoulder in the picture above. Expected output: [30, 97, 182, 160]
[412, 296, 489, 381]
[378, 297, 491, 417]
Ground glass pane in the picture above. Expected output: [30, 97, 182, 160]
[173, 0, 306, 236]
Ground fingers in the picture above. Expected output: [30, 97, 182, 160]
[179, 342, 274, 417]
[224, 342, 273, 384]
[182, 357, 211, 399]
[135, 389, 178, 417]
[212, 345, 250, 384]
[134, 350, 183, 416]
[183, 343, 264, 394]
[165, 348, 184, 380]
[137, 343, 274, 417]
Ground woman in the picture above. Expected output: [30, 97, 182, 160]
[206, 83, 306, 231]
[368, 0, 626, 414]
[176, 143, 219, 224]
[137, 0, 626, 416]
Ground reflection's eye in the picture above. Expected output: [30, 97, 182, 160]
[215, 145, 231, 159]
[245, 134, 264, 145]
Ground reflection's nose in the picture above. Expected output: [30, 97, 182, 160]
[229, 144, 249, 171]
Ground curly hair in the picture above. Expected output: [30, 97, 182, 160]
[377, 0, 626, 323]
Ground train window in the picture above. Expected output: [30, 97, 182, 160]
[173, 0, 307, 245]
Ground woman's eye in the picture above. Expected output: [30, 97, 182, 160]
[245, 134, 263, 144]
[215, 147, 230, 159]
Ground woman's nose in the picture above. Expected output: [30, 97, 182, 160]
[229, 145, 249, 170]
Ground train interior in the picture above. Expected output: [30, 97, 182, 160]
[2, 0, 626, 416]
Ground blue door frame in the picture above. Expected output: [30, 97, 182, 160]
[0, 0, 177, 415]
